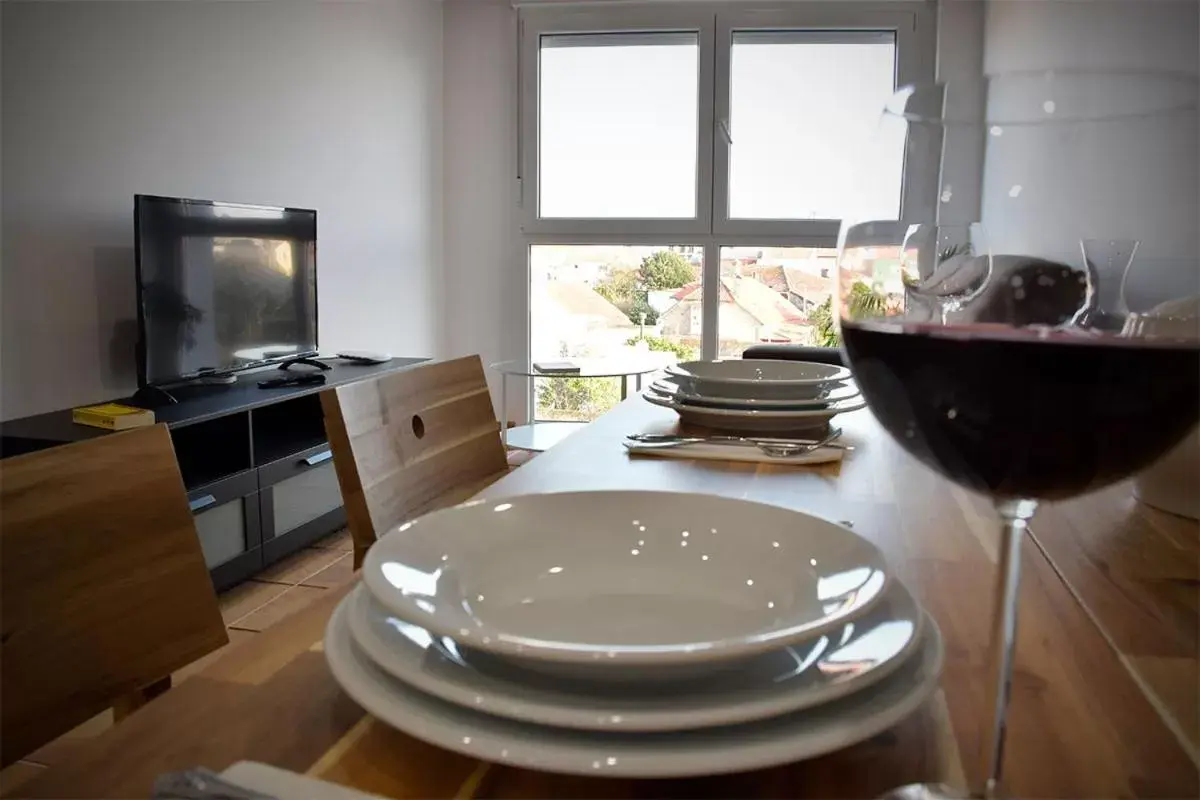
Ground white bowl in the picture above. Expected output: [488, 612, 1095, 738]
[326, 596, 945, 779]
[651, 376, 860, 409]
[643, 386, 866, 433]
[666, 359, 851, 400]
[362, 491, 888, 672]
[346, 580, 923, 732]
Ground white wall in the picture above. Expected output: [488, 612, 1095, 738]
[980, 0, 1199, 310]
[442, 0, 522, 418]
[0, 0, 443, 420]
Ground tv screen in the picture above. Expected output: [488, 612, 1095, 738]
[135, 194, 318, 386]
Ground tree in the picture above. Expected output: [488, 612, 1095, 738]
[629, 294, 658, 326]
[536, 376, 621, 421]
[809, 296, 840, 348]
[594, 266, 660, 325]
[848, 281, 889, 319]
[625, 334, 696, 361]
[594, 269, 638, 310]
[637, 251, 695, 290]
[809, 283, 890, 348]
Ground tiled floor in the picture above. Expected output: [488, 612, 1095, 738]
[0, 528, 357, 797]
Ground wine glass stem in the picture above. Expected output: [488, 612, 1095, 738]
[981, 498, 1038, 799]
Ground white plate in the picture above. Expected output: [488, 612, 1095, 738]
[325, 596, 944, 778]
[362, 491, 888, 671]
[666, 360, 851, 400]
[346, 580, 923, 732]
[651, 376, 861, 409]
[644, 387, 867, 433]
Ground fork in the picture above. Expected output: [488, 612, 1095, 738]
[626, 427, 845, 458]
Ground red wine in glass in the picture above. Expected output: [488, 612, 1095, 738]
[841, 321, 1200, 500]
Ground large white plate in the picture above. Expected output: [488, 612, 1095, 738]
[666, 359, 851, 400]
[325, 596, 944, 778]
[361, 491, 888, 672]
[651, 375, 861, 409]
[643, 387, 867, 433]
[346, 580, 923, 732]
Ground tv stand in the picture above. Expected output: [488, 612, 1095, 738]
[0, 357, 425, 592]
[277, 357, 331, 372]
[132, 384, 179, 407]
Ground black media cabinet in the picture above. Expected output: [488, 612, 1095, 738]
[0, 358, 426, 591]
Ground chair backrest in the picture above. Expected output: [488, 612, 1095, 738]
[0, 424, 228, 766]
[321, 355, 509, 567]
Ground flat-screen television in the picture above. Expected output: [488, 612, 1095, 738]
[135, 194, 318, 387]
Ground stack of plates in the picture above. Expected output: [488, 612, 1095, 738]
[324, 491, 944, 778]
[644, 359, 865, 433]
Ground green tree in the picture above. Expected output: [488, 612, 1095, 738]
[637, 251, 695, 290]
[536, 376, 621, 421]
[629, 294, 658, 326]
[848, 281, 889, 318]
[809, 296, 840, 348]
[594, 269, 638, 310]
[625, 334, 695, 360]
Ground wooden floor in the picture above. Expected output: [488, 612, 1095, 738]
[0, 528, 357, 798]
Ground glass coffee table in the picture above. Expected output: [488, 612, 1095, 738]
[490, 356, 674, 452]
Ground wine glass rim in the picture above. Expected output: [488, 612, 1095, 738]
[885, 68, 1199, 127]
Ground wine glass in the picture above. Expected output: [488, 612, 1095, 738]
[838, 70, 1200, 800]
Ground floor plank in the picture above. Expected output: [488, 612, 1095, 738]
[173, 628, 257, 684]
[0, 761, 46, 797]
[218, 580, 290, 625]
[309, 528, 353, 552]
[228, 585, 329, 632]
[299, 552, 355, 589]
[22, 710, 114, 769]
[255, 547, 345, 586]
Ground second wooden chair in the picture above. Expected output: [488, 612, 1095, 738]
[321, 355, 510, 568]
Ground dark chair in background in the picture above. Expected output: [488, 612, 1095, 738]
[741, 345, 845, 366]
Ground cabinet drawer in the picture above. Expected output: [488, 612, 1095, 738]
[263, 460, 343, 539]
[257, 442, 335, 488]
[188, 472, 261, 569]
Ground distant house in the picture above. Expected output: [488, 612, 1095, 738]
[782, 266, 834, 313]
[530, 280, 639, 359]
[748, 265, 788, 295]
[659, 276, 812, 346]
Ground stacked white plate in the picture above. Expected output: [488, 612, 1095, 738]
[644, 359, 865, 433]
[324, 491, 944, 778]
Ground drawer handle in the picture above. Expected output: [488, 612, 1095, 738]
[189, 494, 217, 512]
[302, 450, 333, 467]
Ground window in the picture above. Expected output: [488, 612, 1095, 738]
[716, 246, 838, 356]
[520, 3, 936, 372]
[724, 32, 903, 222]
[531, 244, 703, 421]
[539, 33, 700, 219]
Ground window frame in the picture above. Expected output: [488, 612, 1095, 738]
[517, 1, 937, 372]
[714, 13, 930, 237]
[519, 6, 717, 237]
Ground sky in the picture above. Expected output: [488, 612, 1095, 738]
[538, 33, 905, 221]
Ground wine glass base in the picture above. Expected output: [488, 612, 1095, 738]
[878, 783, 966, 800]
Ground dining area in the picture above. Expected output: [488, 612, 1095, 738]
[4, 343, 1196, 798]
[3, 21, 1200, 797]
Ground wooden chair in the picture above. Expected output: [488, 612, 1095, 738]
[321, 355, 510, 568]
[0, 424, 228, 767]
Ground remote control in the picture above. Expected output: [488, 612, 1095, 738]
[258, 373, 327, 389]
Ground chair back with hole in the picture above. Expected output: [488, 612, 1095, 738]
[321, 355, 509, 568]
[0, 424, 228, 766]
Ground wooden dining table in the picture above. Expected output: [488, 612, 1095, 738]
[21, 396, 1199, 799]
